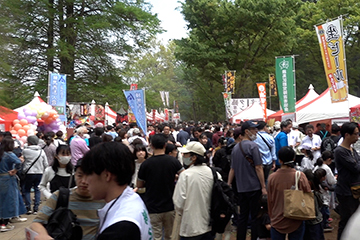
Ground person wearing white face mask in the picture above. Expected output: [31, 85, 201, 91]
[174, 141, 220, 239]
[39, 145, 76, 199]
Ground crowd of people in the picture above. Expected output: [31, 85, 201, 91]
[0, 119, 359, 240]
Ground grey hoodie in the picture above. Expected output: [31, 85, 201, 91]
[22, 145, 48, 174]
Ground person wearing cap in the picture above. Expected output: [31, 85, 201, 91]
[128, 127, 148, 146]
[227, 121, 266, 240]
[301, 124, 322, 162]
[22, 135, 48, 214]
[31, 158, 105, 240]
[267, 146, 311, 239]
[137, 134, 184, 240]
[173, 141, 219, 239]
[275, 121, 292, 168]
[105, 125, 118, 140]
[254, 121, 276, 182]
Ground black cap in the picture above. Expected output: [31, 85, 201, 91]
[241, 121, 259, 134]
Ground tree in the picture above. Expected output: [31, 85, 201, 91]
[122, 41, 198, 119]
[175, 0, 301, 120]
[0, 0, 161, 108]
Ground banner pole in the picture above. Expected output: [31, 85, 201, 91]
[292, 55, 297, 119]
[47, 72, 51, 104]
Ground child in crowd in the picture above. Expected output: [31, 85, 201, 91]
[300, 143, 314, 171]
[256, 195, 271, 240]
[313, 151, 337, 232]
[303, 169, 326, 240]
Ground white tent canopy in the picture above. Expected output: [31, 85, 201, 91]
[296, 88, 360, 124]
[231, 102, 275, 123]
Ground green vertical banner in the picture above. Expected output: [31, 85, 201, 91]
[275, 57, 296, 113]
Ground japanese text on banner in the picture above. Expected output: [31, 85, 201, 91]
[315, 18, 348, 103]
[123, 90, 147, 136]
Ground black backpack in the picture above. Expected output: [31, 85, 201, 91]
[321, 136, 340, 153]
[46, 187, 83, 240]
[209, 167, 237, 234]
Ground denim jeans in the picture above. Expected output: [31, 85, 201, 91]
[304, 223, 324, 240]
[270, 222, 305, 240]
[237, 190, 262, 240]
[23, 174, 42, 212]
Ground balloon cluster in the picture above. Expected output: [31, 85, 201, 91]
[18, 102, 62, 133]
[10, 119, 37, 145]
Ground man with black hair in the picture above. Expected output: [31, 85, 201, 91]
[89, 127, 104, 148]
[228, 121, 266, 240]
[212, 125, 223, 147]
[254, 121, 276, 182]
[203, 125, 213, 142]
[334, 122, 360, 240]
[185, 120, 195, 136]
[302, 124, 322, 162]
[275, 121, 292, 168]
[31, 159, 105, 239]
[137, 134, 184, 240]
[190, 127, 203, 142]
[177, 124, 189, 146]
[80, 142, 152, 239]
[162, 124, 175, 143]
[174, 141, 218, 239]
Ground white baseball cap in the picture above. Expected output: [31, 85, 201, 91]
[178, 141, 206, 156]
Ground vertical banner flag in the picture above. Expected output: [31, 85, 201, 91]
[49, 73, 67, 122]
[222, 92, 232, 119]
[165, 92, 170, 107]
[128, 84, 137, 123]
[226, 71, 235, 93]
[152, 109, 156, 124]
[275, 57, 296, 113]
[159, 91, 166, 107]
[164, 108, 169, 122]
[222, 74, 226, 92]
[257, 83, 267, 121]
[123, 90, 147, 135]
[269, 74, 277, 96]
[315, 18, 348, 102]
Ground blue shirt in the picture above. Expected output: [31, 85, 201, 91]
[254, 131, 276, 165]
[275, 131, 288, 166]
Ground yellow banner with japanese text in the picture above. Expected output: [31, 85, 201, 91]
[315, 18, 348, 103]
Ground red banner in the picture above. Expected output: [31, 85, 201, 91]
[256, 83, 267, 121]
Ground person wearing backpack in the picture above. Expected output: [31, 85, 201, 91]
[174, 141, 220, 239]
[30, 159, 105, 240]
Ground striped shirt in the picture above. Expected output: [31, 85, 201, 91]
[33, 188, 105, 240]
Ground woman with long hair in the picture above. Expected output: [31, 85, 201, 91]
[0, 137, 26, 232]
[131, 144, 148, 189]
[39, 145, 75, 199]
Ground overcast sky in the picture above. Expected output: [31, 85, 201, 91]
[148, 0, 188, 43]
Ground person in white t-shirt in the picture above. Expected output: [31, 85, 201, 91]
[81, 142, 152, 240]
[301, 124, 322, 161]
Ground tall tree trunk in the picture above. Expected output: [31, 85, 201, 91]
[59, 0, 76, 101]
[47, 0, 54, 72]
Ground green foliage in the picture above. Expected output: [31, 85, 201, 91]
[0, 0, 161, 108]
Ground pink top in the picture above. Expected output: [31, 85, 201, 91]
[70, 136, 89, 166]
